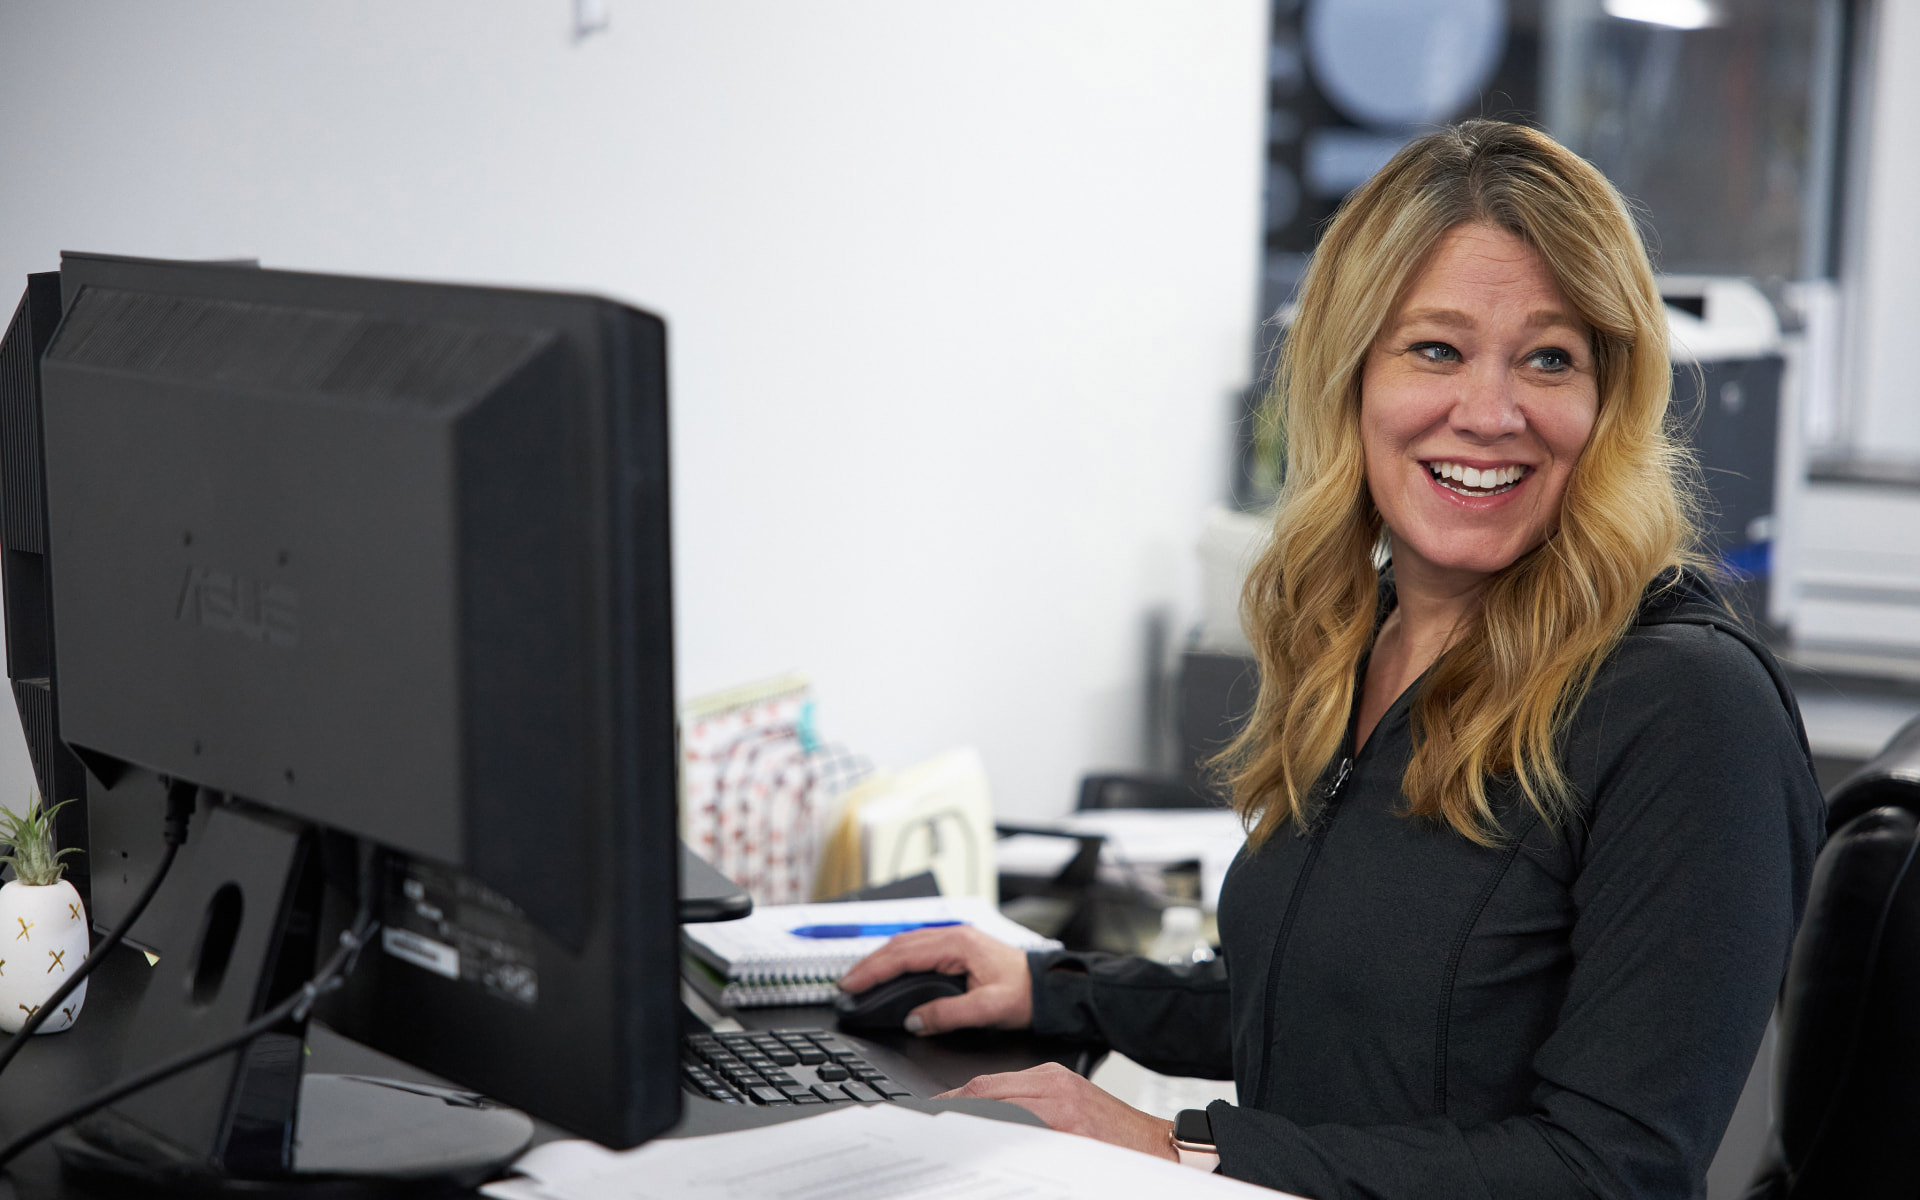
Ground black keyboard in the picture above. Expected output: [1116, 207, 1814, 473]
[682, 1028, 916, 1106]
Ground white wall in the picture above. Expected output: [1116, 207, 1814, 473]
[0, 2, 1266, 819]
[1846, 0, 1920, 457]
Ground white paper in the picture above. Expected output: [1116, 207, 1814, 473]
[482, 1104, 1299, 1200]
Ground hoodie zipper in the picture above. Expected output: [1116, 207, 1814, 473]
[1249, 749, 1354, 1110]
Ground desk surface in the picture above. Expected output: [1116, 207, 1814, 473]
[0, 945, 1083, 1199]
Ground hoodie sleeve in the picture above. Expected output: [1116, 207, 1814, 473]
[1028, 950, 1236, 1081]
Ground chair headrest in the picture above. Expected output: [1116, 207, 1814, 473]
[1828, 713, 1920, 836]
[1754, 802, 1920, 1197]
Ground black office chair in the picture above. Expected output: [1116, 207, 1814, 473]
[1744, 714, 1920, 1199]
[1823, 715, 1920, 834]
[1067, 649, 1257, 812]
[1075, 772, 1223, 810]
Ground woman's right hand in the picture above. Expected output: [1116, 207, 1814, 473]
[837, 925, 1034, 1034]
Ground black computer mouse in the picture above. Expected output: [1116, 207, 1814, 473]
[834, 970, 969, 1032]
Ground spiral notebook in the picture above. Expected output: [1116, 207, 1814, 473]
[681, 895, 1060, 1008]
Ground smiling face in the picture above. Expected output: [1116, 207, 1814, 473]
[1360, 222, 1599, 594]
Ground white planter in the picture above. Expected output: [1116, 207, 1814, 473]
[0, 878, 89, 1034]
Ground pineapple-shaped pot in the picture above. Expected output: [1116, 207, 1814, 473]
[0, 797, 88, 1035]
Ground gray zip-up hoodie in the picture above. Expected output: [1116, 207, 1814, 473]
[1029, 576, 1824, 1199]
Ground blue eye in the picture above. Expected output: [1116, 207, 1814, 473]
[1411, 342, 1460, 363]
[1528, 348, 1573, 372]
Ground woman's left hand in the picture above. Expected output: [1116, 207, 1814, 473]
[936, 1063, 1176, 1161]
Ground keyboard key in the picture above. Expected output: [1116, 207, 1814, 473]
[683, 1027, 913, 1107]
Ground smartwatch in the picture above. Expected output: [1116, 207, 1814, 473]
[1169, 1107, 1220, 1172]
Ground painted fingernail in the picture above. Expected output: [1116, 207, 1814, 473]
[904, 1013, 924, 1034]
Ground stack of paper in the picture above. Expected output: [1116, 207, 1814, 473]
[482, 1103, 1300, 1200]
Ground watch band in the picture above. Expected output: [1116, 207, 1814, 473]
[1169, 1108, 1220, 1172]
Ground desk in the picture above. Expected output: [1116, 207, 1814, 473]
[0, 945, 1086, 1198]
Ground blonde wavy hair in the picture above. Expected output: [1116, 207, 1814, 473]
[1223, 120, 1704, 849]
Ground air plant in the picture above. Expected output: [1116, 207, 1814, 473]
[0, 793, 81, 886]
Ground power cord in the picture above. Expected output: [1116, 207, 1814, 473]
[0, 878, 379, 1174]
[0, 779, 199, 1080]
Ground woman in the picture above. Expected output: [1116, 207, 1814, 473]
[840, 121, 1823, 1198]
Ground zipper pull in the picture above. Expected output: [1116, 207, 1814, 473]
[1299, 756, 1354, 838]
[1327, 757, 1352, 802]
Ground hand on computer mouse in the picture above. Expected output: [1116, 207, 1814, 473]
[838, 925, 1032, 1034]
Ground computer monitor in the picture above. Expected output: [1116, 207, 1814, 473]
[0, 252, 682, 1189]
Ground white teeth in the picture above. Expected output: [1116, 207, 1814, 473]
[1426, 461, 1528, 495]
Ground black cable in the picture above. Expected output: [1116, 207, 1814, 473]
[0, 896, 378, 1175]
[0, 780, 198, 1080]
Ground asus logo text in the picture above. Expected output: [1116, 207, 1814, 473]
[176, 566, 300, 648]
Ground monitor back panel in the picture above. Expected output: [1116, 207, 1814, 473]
[39, 254, 681, 1147]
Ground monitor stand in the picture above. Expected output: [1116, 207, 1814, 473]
[56, 1074, 534, 1198]
[51, 799, 533, 1197]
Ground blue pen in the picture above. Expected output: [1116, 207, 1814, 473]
[788, 919, 965, 939]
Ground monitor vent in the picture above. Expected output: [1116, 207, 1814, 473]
[0, 291, 45, 554]
[12, 678, 54, 795]
[49, 288, 552, 410]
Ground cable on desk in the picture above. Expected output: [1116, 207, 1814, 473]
[0, 779, 199, 1082]
[0, 881, 378, 1176]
